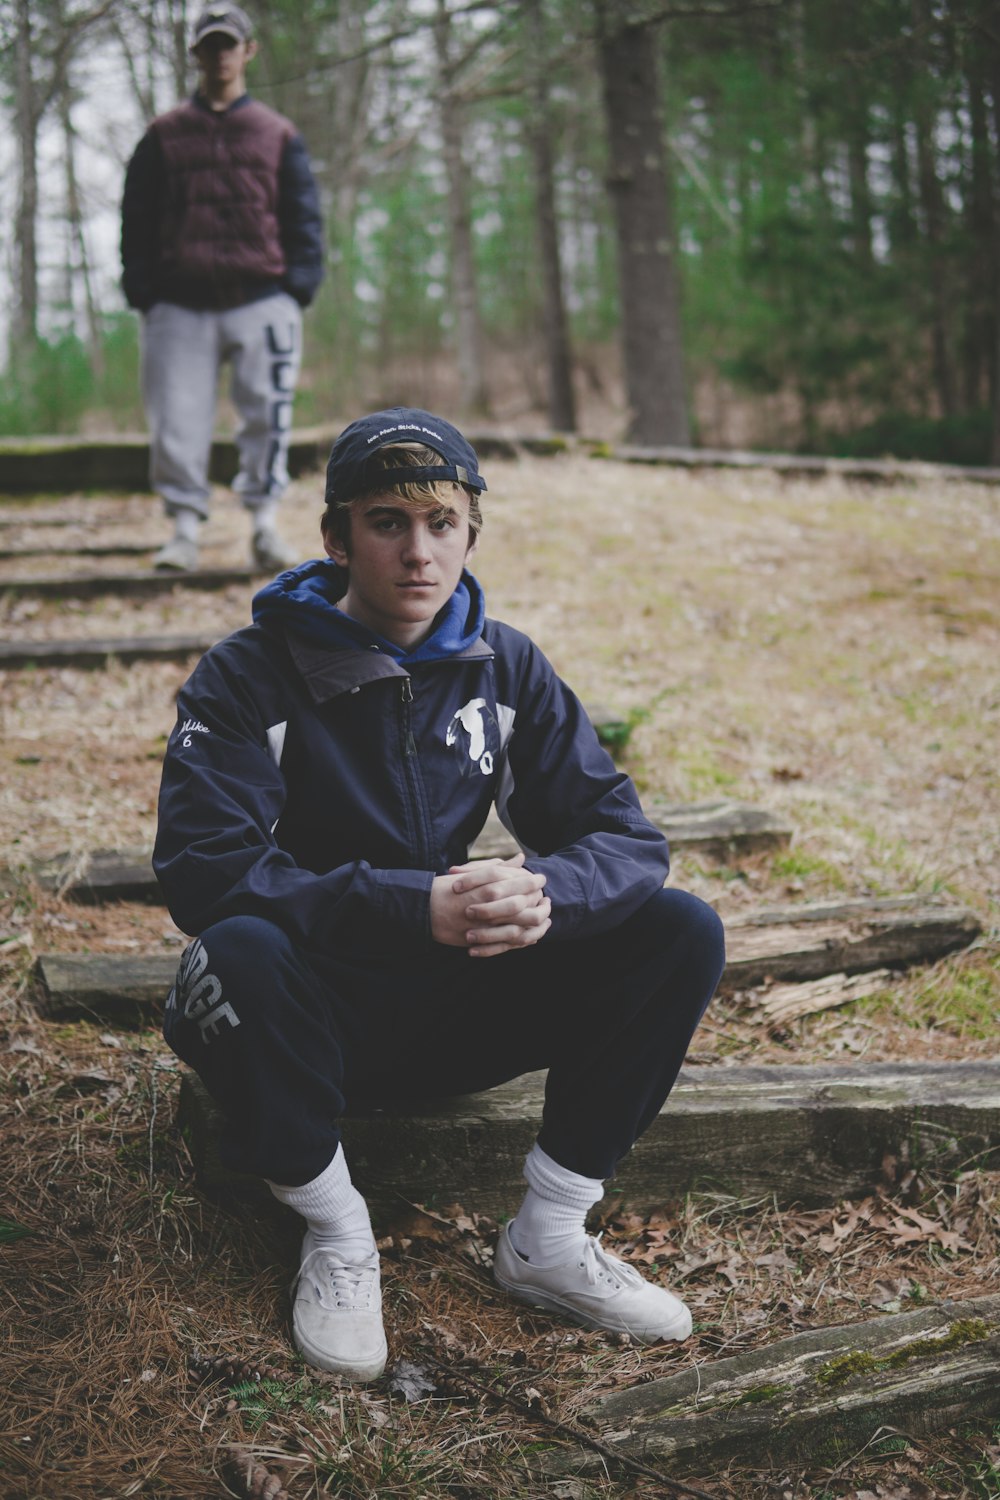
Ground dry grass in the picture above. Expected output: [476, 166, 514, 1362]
[1, 454, 999, 1497]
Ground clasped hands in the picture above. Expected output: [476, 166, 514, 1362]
[430, 852, 551, 958]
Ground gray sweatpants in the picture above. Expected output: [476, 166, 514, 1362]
[141, 294, 303, 519]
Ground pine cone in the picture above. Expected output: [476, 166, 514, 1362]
[189, 1350, 286, 1388]
[227, 1444, 290, 1499]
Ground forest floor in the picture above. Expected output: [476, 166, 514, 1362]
[0, 452, 998, 1498]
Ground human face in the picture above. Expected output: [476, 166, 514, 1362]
[323, 489, 476, 650]
[194, 34, 256, 106]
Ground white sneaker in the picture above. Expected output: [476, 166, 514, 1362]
[252, 527, 295, 572]
[494, 1224, 692, 1343]
[152, 536, 199, 572]
[291, 1232, 387, 1380]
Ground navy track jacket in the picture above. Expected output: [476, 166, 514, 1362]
[153, 562, 670, 956]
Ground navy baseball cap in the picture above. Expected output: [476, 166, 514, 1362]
[324, 408, 487, 504]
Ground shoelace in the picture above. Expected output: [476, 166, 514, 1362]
[296, 1250, 380, 1312]
[580, 1234, 644, 1291]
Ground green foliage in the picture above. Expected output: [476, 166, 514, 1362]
[0, 1218, 33, 1244]
[0, 319, 143, 437]
[822, 409, 993, 467]
[3, 0, 998, 458]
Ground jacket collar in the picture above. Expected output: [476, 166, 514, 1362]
[284, 631, 493, 705]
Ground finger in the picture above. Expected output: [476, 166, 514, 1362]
[464, 888, 548, 921]
[458, 872, 546, 907]
[469, 916, 552, 958]
[466, 908, 551, 946]
[448, 852, 526, 877]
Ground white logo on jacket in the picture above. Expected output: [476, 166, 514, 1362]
[446, 697, 495, 776]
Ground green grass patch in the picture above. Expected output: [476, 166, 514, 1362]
[771, 849, 848, 890]
[852, 954, 999, 1041]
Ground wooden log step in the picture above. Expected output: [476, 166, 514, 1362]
[31, 898, 979, 1025]
[539, 1294, 1000, 1481]
[0, 566, 258, 599]
[719, 896, 981, 992]
[607, 442, 1000, 487]
[0, 541, 154, 559]
[27, 803, 792, 903]
[1, 430, 998, 493]
[174, 1061, 1000, 1220]
[0, 430, 329, 494]
[0, 633, 218, 669]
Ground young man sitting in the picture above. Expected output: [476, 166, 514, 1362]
[154, 407, 726, 1381]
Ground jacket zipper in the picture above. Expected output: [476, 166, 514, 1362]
[399, 676, 432, 865]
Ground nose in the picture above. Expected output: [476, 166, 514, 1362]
[401, 522, 433, 566]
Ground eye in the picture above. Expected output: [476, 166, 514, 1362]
[431, 514, 457, 531]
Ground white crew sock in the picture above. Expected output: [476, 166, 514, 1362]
[171, 506, 202, 544]
[508, 1142, 604, 1267]
[251, 498, 280, 536]
[266, 1144, 377, 1262]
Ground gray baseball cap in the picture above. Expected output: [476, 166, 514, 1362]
[190, 5, 253, 48]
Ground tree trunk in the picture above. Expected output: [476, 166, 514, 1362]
[991, 54, 1000, 464]
[962, 54, 996, 414]
[594, 6, 689, 446]
[911, 0, 956, 417]
[13, 0, 40, 348]
[524, 0, 576, 432]
[846, 84, 873, 267]
[57, 46, 104, 372]
[434, 0, 491, 419]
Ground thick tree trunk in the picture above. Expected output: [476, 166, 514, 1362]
[434, 0, 490, 418]
[991, 58, 1000, 464]
[846, 90, 873, 267]
[57, 55, 103, 372]
[525, 0, 576, 432]
[963, 56, 996, 414]
[911, 0, 956, 417]
[14, 0, 40, 348]
[595, 7, 689, 446]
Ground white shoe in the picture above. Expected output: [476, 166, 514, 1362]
[252, 527, 295, 572]
[152, 536, 199, 572]
[291, 1232, 387, 1380]
[494, 1224, 692, 1343]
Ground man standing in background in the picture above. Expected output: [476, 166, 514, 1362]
[121, 5, 324, 573]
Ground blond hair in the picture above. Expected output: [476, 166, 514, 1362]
[320, 443, 483, 550]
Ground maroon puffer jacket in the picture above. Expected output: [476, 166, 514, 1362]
[151, 96, 294, 309]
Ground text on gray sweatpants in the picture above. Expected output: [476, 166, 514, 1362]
[141, 294, 303, 517]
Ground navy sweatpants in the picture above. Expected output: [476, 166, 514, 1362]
[164, 887, 725, 1187]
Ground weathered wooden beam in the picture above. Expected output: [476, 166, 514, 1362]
[718, 896, 981, 992]
[0, 541, 154, 559]
[0, 430, 328, 494]
[27, 803, 791, 904]
[173, 1061, 1000, 1220]
[1, 431, 998, 493]
[539, 1295, 1000, 1480]
[0, 566, 258, 599]
[606, 442, 1000, 487]
[31, 897, 979, 1025]
[0, 633, 219, 669]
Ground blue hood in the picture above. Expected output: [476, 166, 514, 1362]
[252, 558, 486, 664]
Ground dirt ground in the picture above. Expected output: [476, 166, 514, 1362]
[0, 453, 998, 1498]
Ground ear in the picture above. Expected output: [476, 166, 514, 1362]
[465, 533, 479, 562]
[323, 528, 349, 567]
[245, 38, 259, 63]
